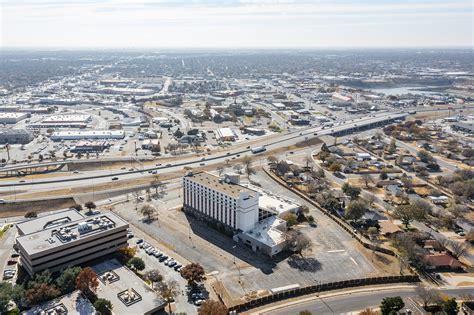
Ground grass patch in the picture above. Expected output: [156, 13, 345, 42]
[0, 224, 11, 239]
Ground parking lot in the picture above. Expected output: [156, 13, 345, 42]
[112, 168, 386, 301]
[126, 227, 204, 314]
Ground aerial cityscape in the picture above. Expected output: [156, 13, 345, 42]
[0, 1, 473, 315]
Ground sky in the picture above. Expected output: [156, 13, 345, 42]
[0, 0, 472, 49]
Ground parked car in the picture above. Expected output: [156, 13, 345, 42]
[136, 239, 143, 244]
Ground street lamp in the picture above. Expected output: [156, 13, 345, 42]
[232, 245, 242, 284]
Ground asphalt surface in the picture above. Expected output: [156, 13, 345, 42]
[264, 286, 474, 315]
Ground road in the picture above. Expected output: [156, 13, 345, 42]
[393, 138, 458, 172]
[0, 112, 407, 194]
[261, 286, 474, 315]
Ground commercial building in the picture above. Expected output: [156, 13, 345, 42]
[0, 112, 28, 124]
[183, 172, 296, 257]
[42, 114, 91, 124]
[51, 130, 125, 140]
[16, 210, 128, 275]
[70, 140, 109, 153]
[0, 128, 34, 144]
[215, 127, 236, 142]
[451, 122, 474, 134]
[92, 259, 166, 314]
[236, 216, 288, 257]
[183, 172, 259, 232]
[22, 290, 96, 315]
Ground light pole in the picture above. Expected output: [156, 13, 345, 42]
[232, 245, 242, 284]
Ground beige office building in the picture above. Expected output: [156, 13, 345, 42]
[16, 210, 128, 276]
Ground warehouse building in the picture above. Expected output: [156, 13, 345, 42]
[215, 127, 236, 142]
[42, 114, 91, 124]
[0, 112, 28, 124]
[0, 128, 34, 144]
[51, 130, 125, 140]
[16, 210, 129, 275]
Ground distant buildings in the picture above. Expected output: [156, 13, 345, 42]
[0, 112, 28, 124]
[16, 209, 128, 275]
[70, 140, 109, 153]
[50, 130, 125, 140]
[215, 127, 236, 142]
[451, 122, 474, 134]
[0, 128, 34, 144]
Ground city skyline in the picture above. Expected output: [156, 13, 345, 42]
[1, 0, 473, 49]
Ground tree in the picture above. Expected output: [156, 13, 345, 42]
[198, 299, 228, 315]
[387, 139, 397, 154]
[345, 200, 368, 222]
[328, 162, 341, 172]
[127, 257, 145, 271]
[216, 166, 224, 176]
[359, 309, 378, 315]
[448, 241, 467, 259]
[56, 266, 82, 294]
[267, 155, 278, 164]
[139, 204, 157, 221]
[276, 160, 291, 175]
[393, 204, 426, 228]
[150, 176, 163, 197]
[367, 227, 378, 238]
[181, 263, 205, 287]
[242, 155, 255, 179]
[283, 213, 298, 227]
[417, 149, 434, 163]
[415, 284, 440, 308]
[286, 231, 313, 257]
[365, 192, 376, 207]
[342, 183, 361, 200]
[410, 198, 432, 216]
[401, 176, 413, 192]
[379, 172, 388, 180]
[233, 163, 243, 174]
[158, 280, 179, 314]
[25, 283, 60, 306]
[0, 283, 12, 313]
[94, 298, 113, 315]
[76, 267, 99, 297]
[380, 296, 404, 315]
[360, 174, 373, 188]
[24, 211, 38, 218]
[144, 269, 163, 289]
[443, 298, 458, 315]
[84, 201, 96, 214]
[119, 246, 137, 260]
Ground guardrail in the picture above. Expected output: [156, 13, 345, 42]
[228, 275, 419, 312]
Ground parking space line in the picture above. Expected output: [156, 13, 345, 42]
[350, 257, 358, 266]
[327, 249, 346, 253]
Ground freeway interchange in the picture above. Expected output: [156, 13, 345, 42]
[0, 111, 407, 193]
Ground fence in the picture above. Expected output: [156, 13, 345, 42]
[229, 275, 419, 312]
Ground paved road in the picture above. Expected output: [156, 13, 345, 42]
[0, 112, 407, 192]
[393, 139, 458, 172]
[263, 286, 474, 315]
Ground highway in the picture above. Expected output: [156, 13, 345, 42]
[0, 111, 407, 193]
[260, 286, 474, 315]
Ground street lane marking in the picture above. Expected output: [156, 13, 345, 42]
[350, 257, 358, 266]
[327, 249, 346, 253]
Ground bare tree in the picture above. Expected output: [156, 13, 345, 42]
[360, 174, 373, 188]
[415, 284, 441, 308]
[233, 164, 243, 174]
[242, 155, 255, 179]
[286, 231, 313, 257]
[216, 166, 224, 176]
[448, 240, 467, 259]
[158, 280, 179, 314]
[139, 204, 157, 222]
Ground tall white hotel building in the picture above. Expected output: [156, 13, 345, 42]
[182, 172, 259, 232]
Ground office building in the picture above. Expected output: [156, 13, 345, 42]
[183, 172, 259, 232]
[92, 259, 166, 314]
[22, 290, 96, 315]
[16, 210, 128, 276]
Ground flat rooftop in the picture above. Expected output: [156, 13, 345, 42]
[22, 290, 95, 315]
[93, 259, 165, 315]
[246, 184, 300, 215]
[185, 172, 257, 199]
[16, 211, 128, 256]
[242, 216, 287, 247]
[16, 209, 85, 235]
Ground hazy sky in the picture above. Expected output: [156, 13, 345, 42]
[1, 0, 472, 48]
